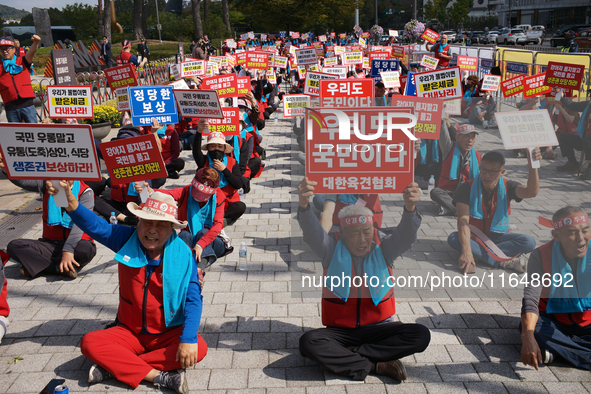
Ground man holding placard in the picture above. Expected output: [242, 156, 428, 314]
[426, 35, 451, 69]
[448, 149, 541, 274]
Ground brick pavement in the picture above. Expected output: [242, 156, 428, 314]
[1, 108, 591, 393]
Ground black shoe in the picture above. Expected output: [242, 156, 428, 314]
[88, 363, 113, 384]
[167, 171, 180, 179]
[557, 161, 579, 172]
[154, 369, 188, 394]
[375, 359, 407, 381]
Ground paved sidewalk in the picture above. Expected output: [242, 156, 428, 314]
[1, 110, 591, 393]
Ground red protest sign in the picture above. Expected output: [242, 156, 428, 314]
[400, 75, 408, 92]
[421, 28, 440, 44]
[100, 134, 167, 185]
[205, 107, 240, 136]
[237, 76, 251, 96]
[501, 74, 524, 97]
[246, 52, 269, 69]
[391, 46, 405, 58]
[361, 32, 370, 39]
[305, 107, 415, 194]
[339, 33, 347, 39]
[457, 56, 478, 73]
[200, 73, 238, 98]
[104, 64, 138, 90]
[390, 96, 442, 140]
[368, 51, 390, 63]
[544, 62, 585, 91]
[523, 73, 551, 98]
[319, 79, 374, 107]
[237, 40, 246, 47]
[236, 52, 247, 66]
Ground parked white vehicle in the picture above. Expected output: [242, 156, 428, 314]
[497, 29, 527, 45]
[440, 30, 456, 42]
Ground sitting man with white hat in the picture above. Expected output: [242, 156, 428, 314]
[46, 181, 207, 394]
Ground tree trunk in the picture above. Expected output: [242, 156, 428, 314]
[222, 0, 231, 33]
[192, 0, 203, 40]
[97, 0, 103, 37]
[104, 0, 112, 42]
[133, 0, 144, 40]
[204, 0, 209, 22]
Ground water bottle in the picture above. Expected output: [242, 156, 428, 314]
[238, 188, 244, 200]
[238, 242, 247, 271]
[428, 175, 435, 194]
[109, 212, 118, 225]
[274, 112, 278, 125]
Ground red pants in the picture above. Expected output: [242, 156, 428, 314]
[0, 250, 9, 317]
[80, 325, 208, 388]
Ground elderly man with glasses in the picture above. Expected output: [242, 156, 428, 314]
[0, 35, 41, 123]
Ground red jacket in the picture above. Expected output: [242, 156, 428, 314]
[0, 56, 35, 104]
[539, 241, 591, 327]
[204, 155, 240, 203]
[158, 185, 225, 250]
[116, 51, 133, 66]
[118, 262, 172, 334]
[321, 231, 396, 328]
[438, 145, 481, 191]
[42, 182, 93, 242]
[466, 177, 511, 233]
[160, 125, 180, 164]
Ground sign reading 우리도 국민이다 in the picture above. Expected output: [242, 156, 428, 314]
[319, 79, 374, 107]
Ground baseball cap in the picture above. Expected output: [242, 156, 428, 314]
[0, 36, 15, 47]
[455, 123, 479, 135]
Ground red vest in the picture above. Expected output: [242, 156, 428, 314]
[116, 51, 133, 66]
[118, 262, 173, 334]
[109, 183, 139, 203]
[433, 44, 450, 67]
[321, 231, 396, 328]
[0, 56, 35, 104]
[17, 48, 26, 57]
[204, 155, 240, 203]
[554, 111, 577, 136]
[42, 182, 93, 242]
[160, 126, 176, 161]
[438, 146, 481, 191]
[538, 241, 591, 327]
[332, 194, 384, 228]
[466, 177, 511, 233]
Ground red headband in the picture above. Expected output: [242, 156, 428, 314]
[140, 197, 179, 219]
[341, 215, 373, 228]
[539, 214, 589, 230]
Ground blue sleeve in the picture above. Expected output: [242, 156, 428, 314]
[130, 55, 140, 66]
[180, 256, 203, 343]
[67, 203, 135, 253]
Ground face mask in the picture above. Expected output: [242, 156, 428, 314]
[208, 149, 225, 161]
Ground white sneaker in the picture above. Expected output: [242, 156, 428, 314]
[482, 120, 489, 129]
[218, 229, 232, 249]
[0, 315, 9, 344]
[500, 255, 526, 273]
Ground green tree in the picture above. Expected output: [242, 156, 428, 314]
[448, 0, 470, 28]
[62, 3, 98, 39]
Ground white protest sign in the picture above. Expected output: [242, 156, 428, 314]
[443, 98, 461, 115]
[342, 51, 363, 65]
[169, 79, 190, 90]
[274, 56, 288, 69]
[115, 87, 130, 111]
[481, 74, 501, 92]
[47, 85, 93, 119]
[180, 60, 206, 77]
[413, 67, 463, 99]
[283, 94, 310, 117]
[303, 71, 339, 96]
[389, 29, 398, 37]
[170, 64, 180, 80]
[0, 123, 101, 181]
[322, 66, 347, 79]
[323, 57, 338, 67]
[296, 48, 318, 66]
[495, 109, 558, 168]
[380, 71, 400, 88]
[420, 55, 439, 70]
[172, 89, 224, 119]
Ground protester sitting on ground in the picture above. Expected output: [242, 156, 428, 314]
[192, 131, 247, 226]
[448, 150, 541, 274]
[462, 75, 481, 117]
[520, 206, 591, 371]
[0, 35, 41, 123]
[136, 168, 232, 281]
[415, 115, 455, 190]
[47, 182, 207, 394]
[297, 177, 430, 381]
[0, 159, 96, 279]
[430, 123, 481, 217]
[555, 99, 591, 179]
[469, 90, 497, 128]
[153, 123, 185, 180]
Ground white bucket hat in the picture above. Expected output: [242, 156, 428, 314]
[201, 131, 233, 153]
[127, 191, 187, 229]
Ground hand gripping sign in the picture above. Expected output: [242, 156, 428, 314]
[303, 71, 339, 97]
[206, 107, 240, 136]
[304, 108, 416, 194]
[319, 79, 374, 108]
[413, 67, 462, 99]
[421, 28, 440, 44]
[172, 89, 224, 119]
[0, 123, 101, 182]
[104, 64, 139, 90]
[283, 94, 311, 118]
[47, 85, 93, 119]
[100, 133, 167, 186]
[544, 61, 585, 91]
[494, 109, 558, 169]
